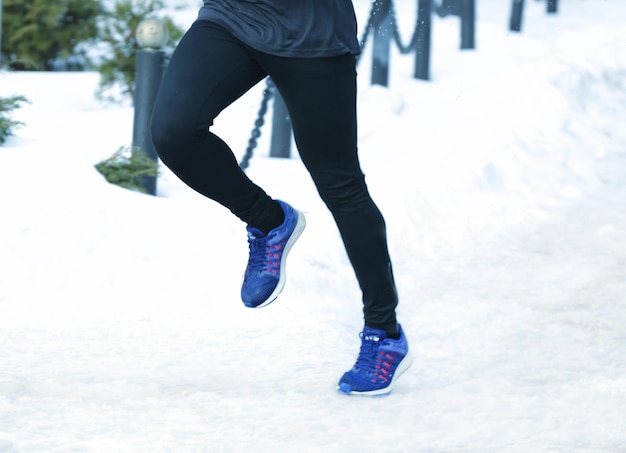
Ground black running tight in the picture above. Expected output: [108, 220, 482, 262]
[151, 21, 398, 334]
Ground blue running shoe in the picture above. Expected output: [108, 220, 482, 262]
[338, 324, 412, 396]
[241, 200, 306, 308]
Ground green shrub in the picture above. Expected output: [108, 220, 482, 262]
[95, 146, 159, 193]
[95, 0, 184, 102]
[0, 95, 28, 144]
[1, 0, 103, 70]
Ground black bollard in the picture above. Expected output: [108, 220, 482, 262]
[460, 0, 475, 49]
[0, 0, 3, 62]
[414, 0, 432, 81]
[370, 0, 393, 87]
[547, 0, 558, 14]
[132, 49, 165, 195]
[132, 18, 168, 195]
[509, 0, 525, 32]
[269, 88, 292, 158]
[435, 0, 460, 17]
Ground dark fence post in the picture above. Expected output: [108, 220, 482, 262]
[460, 0, 475, 49]
[0, 0, 3, 63]
[509, 0, 525, 32]
[269, 89, 292, 158]
[547, 0, 558, 14]
[132, 18, 168, 195]
[370, 0, 393, 86]
[435, 0, 459, 16]
[414, 0, 432, 81]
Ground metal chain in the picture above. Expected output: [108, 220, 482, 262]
[239, 78, 274, 170]
[389, 1, 420, 54]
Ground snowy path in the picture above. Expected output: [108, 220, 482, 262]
[2, 179, 625, 452]
[410, 187, 626, 452]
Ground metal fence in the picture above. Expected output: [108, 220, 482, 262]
[127, 1, 561, 179]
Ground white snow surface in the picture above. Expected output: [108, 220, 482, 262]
[1, 0, 626, 451]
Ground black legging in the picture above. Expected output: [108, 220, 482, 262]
[151, 20, 398, 333]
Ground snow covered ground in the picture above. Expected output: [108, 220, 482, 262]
[1, 0, 626, 451]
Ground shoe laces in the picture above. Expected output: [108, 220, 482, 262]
[354, 332, 398, 383]
[354, 333, 383, 370]
[246, 232, 281, 274]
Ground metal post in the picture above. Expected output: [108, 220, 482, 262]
[435, 0, 460, 17]
[0, 0, 3, 62]
[414, 0, 432, 81]
[370, 0, 393, 87]
[269, 88, 292, 158]
[132, 18, 168, 195]
[460, 0, 475, 49]
[547, 0, 558, 14]
[509, 0, 525, 32]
